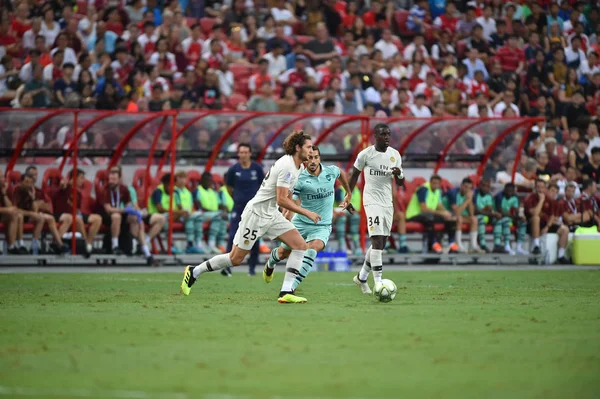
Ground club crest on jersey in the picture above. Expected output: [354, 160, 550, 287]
[326, 174, 332, 181]
[390, 157, 396, 163]
[244, 240, 249, 245]
[284, 172, 293, 182]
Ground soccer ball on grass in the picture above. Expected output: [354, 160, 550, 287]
[373, 279, 397, 302]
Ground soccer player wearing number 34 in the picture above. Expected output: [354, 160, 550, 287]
[180, 130, 322, 303]
[348, 124, 405, 294]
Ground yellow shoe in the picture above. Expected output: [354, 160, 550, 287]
[263, 262, 274, 283]
[180, 265, 196, 296]
[277, 293, 307, 304]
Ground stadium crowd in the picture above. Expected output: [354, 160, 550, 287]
[1, 0, 600, 263]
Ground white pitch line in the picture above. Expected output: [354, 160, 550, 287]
[0, 386, 393, 399]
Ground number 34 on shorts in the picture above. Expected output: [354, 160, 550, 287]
[364, 205, 393, 237]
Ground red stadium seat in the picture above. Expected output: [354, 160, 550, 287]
[228, 93, 248, 109]
[229, 64, 254, 79]
[186, 17, 197, 27]
[200, 17, 216, 35]
[394, 11, 415, 38]
[75, 0, 87, 15]
[212, 174, 224, 188]
[41, 168, 62, 196]
[6, 170, 21, 188]
[295, 35, 312, 45]
[187, 170, 202, 191]
[94, 169, 108, 197]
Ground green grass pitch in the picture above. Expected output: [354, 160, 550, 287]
[1, 270, 599, 399]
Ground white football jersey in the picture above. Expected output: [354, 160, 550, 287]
[245, 154, 302, 218]
[353, 146, 403, 207]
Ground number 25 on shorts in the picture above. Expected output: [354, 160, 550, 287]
[243, 228, 258, 241]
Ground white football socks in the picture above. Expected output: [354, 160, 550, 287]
[193, 254, 233, 278]
[370, 249, 383, 284]
[280, 249, 305, 293]
[358, 246, 373, 281]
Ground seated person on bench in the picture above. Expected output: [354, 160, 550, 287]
[405, 175, 457, 254]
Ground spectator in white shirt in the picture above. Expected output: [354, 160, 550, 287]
[42, 50, 64, 83]
[50, 33, 77, 66]
[493, 90, 520, 117]
[467, 92, 494, 117]
[257, 14, 277, 40]
[476, 5, 496, 40]
[431, 30, 455, 60]
[565, 36, 588, 78]
[270, 0, 296, 37]
[23, 18, 42, 51]
[263, 41, 287, 79]
[403, 34, 429, 62]
[41, 8, 60, 48]
[409, 94, 433, 117]
[374, 28, 399, 60]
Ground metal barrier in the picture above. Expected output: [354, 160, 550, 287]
[0, 109, 542, 260]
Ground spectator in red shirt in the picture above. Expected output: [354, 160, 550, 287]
[362, 0, 383, 28]
[496, 35, 525, 74]
[248, 58, 274, 94]
[52, 169, 102, 258]
[0, 18, 19, 57]
[11, 2, 31, 39]
[433, 2, 459, 38]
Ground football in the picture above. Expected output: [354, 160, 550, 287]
[374, 279, 397, 302]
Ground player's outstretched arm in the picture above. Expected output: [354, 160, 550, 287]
[276, 186, 321, 224]
[348, 167, 361, 193]
[337, 170, 352, 208]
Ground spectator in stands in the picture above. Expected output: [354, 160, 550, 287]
[409, 93, 432, 117]
[407, 0, 427, 33]
[224, 143, 265, 275]
[0, 171, 22, 255]
[247, 80, 278, 112]
[304, 22, 337, 66]
[582, 147, 600, 184]
[405, 175, 458, 254]
[14, 173, 68, 255]
[492, 182, 527, 255]
[194, 172, 228, 254]
[101, 167, 155, 263]
[444, 177, 484, 253]
[568, 137, 589, 175]
[263, 41, 287, 79]
[52, 169, 102, 258]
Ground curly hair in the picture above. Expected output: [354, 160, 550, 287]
[282, 130, 311, 155]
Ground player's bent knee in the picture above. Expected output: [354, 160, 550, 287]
[111, 213, 121, 222]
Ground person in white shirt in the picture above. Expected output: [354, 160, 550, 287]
[431, 31, 455, 60]
[409, 94, 432, 117]
[493, 90, 520, 117]
[347, 123, 404, 294]
[50, 33, 77, 66]
[564, 36, 588, 78]
[476, 5, 496, 40]
[557, 167, 581, 199]
[468, 92, 494, 117]
[41, 8, 60, 48]
[181, 130, 320, 304]
[270, 0, 296, 37]
[403, 35, 429, 62]
[23, 18, 42, 50]
[374, 28, 399, 60]
[42, 50, 64, 83]
[262, 42, 287, 79]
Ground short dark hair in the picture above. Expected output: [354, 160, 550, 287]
[67, 168, 84, 179]
[536, 178, 547, 186]
[312, 145, 320, 155]
[21, 173, 35, 182]
[25, 165, 37, 174]
[238, 142, 251, 151]
[462, 178, 473, 185]
[161, 173, 171, 186]
[582, 179, 595, 191]
[548, 183, 559, 191]
[109, 166, 122, 177]
[430, 174, 442, 182]
[504, 182, 515, 190]
[62, 62, 75, 70]
[373, 123, 390, 136]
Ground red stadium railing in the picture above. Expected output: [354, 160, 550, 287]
[0, 108, 540, 256]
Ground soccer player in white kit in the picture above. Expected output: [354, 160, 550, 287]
[180, 130, 322, 303]
[347, 123, 405, 294]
